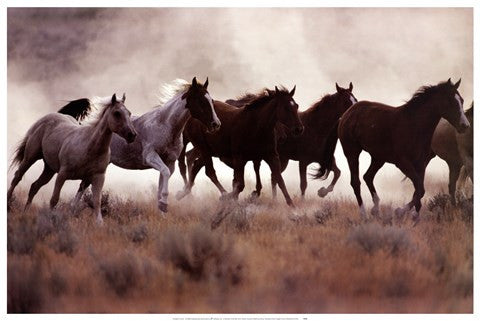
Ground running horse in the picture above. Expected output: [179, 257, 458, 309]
[69, 77, 221, 214]
[430, 102, 473, 203]
[176, 86, 303, 207]
[7, 94, 137, 223]
[314, 79, 470, 223]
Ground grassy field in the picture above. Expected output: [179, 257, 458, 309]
[7, 184, 473, 313]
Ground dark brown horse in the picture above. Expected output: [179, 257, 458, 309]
[258, 82, 357, 198]
[430, 102, 473, 203]
[176, 86, 303, 206]
[315, 79, 470, 223]
[179, 83, 356, 200]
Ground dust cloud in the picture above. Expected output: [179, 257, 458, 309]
[7, 8, 473, 204]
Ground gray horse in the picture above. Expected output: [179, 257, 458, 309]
[8, 94, 136, 223]
[71, 77, 220, 213]
[430, 102, 473, 203]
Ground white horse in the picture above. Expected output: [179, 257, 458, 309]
[8, 94, 137, 223]
[76, 77, 220, 213]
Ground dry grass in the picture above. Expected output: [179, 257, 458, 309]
[7, 188, 472, 313]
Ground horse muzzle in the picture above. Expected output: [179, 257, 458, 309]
[207, 120, 221, 133]
[125, 131, 137, 143]
[456, 118, 470, 134]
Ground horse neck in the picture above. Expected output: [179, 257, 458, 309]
[154, 93, 190, 137]
[303, 99, 342, 129]
[88, 109, 113, 155]
[245, 99, 278, 135]
[400, 100, 442, 144]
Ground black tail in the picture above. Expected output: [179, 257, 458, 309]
[312, 121, 339, 180]
[10, 137, 27, 170]
[58, 98, 92, 121]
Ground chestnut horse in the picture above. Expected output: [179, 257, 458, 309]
[176, 86, 303, 206]
[315, 79, 470, 223]
[430, 102, 473, 203]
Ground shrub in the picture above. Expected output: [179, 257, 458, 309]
[348, 222, 411, 255]
[98, 251, 144, 296]
[7, 215, 37, 255]
[7, 259, 44, 313]
[159, 225, 244, 284]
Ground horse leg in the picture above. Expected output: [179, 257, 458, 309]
[178, 144, 188, 185]
[90, 174, 106, 224]
[24, 164, 55, 211]
[230, 158, 247, 200]
[363, 158, 385, 216]
[271, 158, 289, 200]
[299, 161, 308, 199]
[344, 147, 366, 219]
[318, 158, 341, 198]
[265, 155, 293, 207]
[176, 156, 205, 200]
[144, 150, 171, 213]
[251, 160, 262, 198]
[7, 158, 37, 203]
[50, 170, 67, 209]
[70, 179, 91, 212]
[395, 159, 425, 224]
[204, 157, 227, 195]
[446, 161, 461, 205]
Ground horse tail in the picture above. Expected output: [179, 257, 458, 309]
[312, 121, 339, 180]
[10, 136, 27, 170]
[58, 98, 92, 121]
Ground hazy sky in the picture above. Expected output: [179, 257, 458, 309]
[7, 8, 473, 204]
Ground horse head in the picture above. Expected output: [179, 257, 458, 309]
[107, 93, 137, 143]
[182, 77, 221, 133]
[335, 82, 358, 112]
[272, 85, 304, 136]
[437, 78, 470, 133]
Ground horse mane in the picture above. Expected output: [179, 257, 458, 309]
[225, 93, 258, 107]
[242, 86, 289, 110]
[403, 81, 451, 109]
[465, 102, 473, 117]
[81, 96, 116, 125]
[155, 79, 191, 108]
[306, 93, 336, 112]
[57, 98, 92, 121]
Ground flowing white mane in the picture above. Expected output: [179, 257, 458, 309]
[81, 96, 114, 124]
[155, 79, 190, 108]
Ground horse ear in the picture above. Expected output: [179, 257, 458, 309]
[192, 77, 198, 87]
[336, 82, 341, 92]
[122, 93, 126, 102]
[289, 85, 296, 97]
[275, 86, 280, 94]
[349, 82, 353, 92]
[454, 78, 461, 89]
[204, 77, 209, 89]
[111, 93, 117, 104]
[447, 78, 452, 85]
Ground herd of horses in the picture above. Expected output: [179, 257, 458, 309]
[7, 77, 472, 224]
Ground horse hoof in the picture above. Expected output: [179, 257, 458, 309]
[175, 191, 187, 200]
[250, 191, 260, 198]
[158, 202, 168, 213]
[96, 216, 104, 226]
[317, 187, 329, 198]
[411, 211, 420, 226]
[371, 206, 380, 217]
